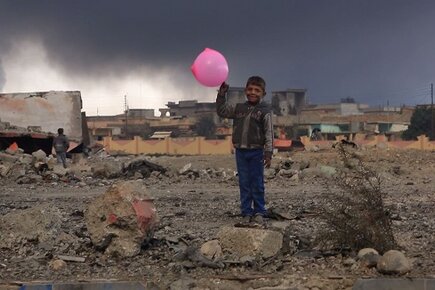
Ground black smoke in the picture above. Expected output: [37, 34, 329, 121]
[1, 0, 435, 105]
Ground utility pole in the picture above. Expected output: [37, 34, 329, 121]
[431, 83, 434, 140]
[124, 95, 128, 138]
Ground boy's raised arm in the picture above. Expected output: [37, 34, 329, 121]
[216, 82, 236, 119]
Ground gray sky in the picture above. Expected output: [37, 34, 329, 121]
[1, 0, 434, 115]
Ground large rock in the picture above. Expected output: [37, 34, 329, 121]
[377, 250, 411, 275]
[85, 181, 158, 257]
[217, 226, 283, 259]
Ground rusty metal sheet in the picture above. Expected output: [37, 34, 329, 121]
[0, 91, 82, 142]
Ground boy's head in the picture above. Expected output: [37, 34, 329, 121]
[245, 76, 266, 104]
[58, 128, 64, 135]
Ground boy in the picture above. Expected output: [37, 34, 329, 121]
[216, 76, 273, 224]
[53, 128, 70, 168]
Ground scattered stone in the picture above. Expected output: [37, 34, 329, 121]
[218, 226, 283, 258]
[278, 169, 297, 178]
[357, 248, 379, 260]
[343, 257, 356, 266]
[264, 168, 276, 179]
[319, 165, 337, 177]
[179, 163, 192, 175]
[49, 259, 67, 271]
[360, 252, 380, 268]
[377, 250, 411, 275]
[32, 149, 47, 162]
[53, 164, 68, 176]
[200, 240, 223, 260]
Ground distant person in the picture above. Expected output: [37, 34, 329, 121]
[311, 128, 322, 141]
[216, 76, 273, 225]
[53, 128, 70, 168]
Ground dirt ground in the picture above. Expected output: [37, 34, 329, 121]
[0, 148, 434, 289]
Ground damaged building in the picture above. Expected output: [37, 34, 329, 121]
[0, 91, 88, 154]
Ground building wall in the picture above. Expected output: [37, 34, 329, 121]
[101, 136, 233, 155]
[0, 91, 83, 141]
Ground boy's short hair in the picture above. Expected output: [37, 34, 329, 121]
[246, 76, 266, 92]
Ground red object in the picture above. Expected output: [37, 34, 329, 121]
[7, 142, 19, 152]
[131, 199, 156, 234]
[107, 213, 118, 224]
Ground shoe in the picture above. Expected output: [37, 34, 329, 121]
[252, 214, 264, 224]
[242, 215, 252, 224]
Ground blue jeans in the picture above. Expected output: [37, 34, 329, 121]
[236, 148, 267, 216]
[56, 152, 67, 168]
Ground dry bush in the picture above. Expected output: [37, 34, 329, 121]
[316, 143, 396, 253]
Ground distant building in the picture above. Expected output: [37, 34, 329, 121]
[160, 100, 215, 118]
[127, 109, 155, 118]
[271, 89, 307, 116]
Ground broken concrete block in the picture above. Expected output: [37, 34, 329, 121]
[200, 240, 223, 260]
[85, 181, 158, 258]
[52, 164, 68, 177]
[217, 226, 283, 259]
[377, 250, 411, 275]
[0, 152, 19, 163]
[19, 154, 33, 165]
[0, 164, 13, 177]
[32, 149, 47, 162]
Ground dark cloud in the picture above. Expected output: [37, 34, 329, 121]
[1, 0, 435, 105]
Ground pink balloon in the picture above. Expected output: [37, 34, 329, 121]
[191, 48, 229, 87]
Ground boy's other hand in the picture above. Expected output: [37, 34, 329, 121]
[264, 156, 271, 168]
[218, 82, 229, 97]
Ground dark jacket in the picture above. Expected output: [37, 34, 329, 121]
[53, 134, 70, 153]
[216, 93, 273, 158]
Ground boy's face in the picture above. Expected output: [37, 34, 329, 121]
[245, 84, 265, 104]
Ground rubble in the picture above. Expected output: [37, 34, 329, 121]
[84, 181, 158, 257]
[0, 148, 433, 288]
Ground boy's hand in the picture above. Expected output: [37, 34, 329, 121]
[218, 82, 229, 97]
[264, 156, 272, 168]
